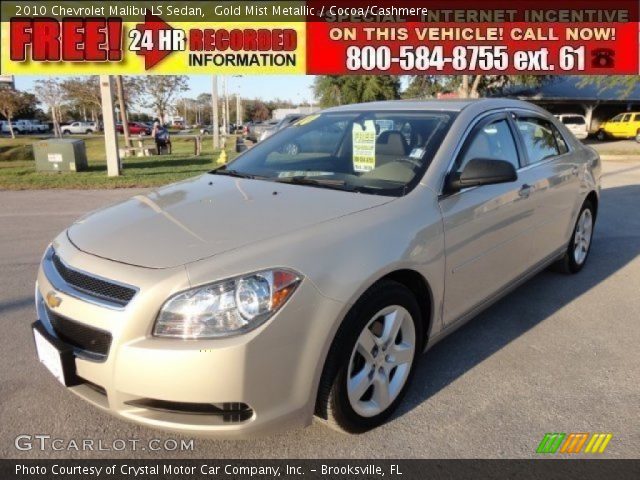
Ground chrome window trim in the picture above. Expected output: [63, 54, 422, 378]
[43, 247, 138, 311]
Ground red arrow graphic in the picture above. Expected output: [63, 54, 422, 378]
[134, 14, 176, 70]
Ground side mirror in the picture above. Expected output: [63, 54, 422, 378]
[447, 158, 517, 193]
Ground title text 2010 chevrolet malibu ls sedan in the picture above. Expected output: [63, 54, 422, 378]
[33, 99, 600, 436]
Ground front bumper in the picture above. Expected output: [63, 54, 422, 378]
[35, 235, 345, 438]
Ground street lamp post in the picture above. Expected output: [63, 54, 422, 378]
[212, 76, 220, 149]
[99, 75, 121, 177]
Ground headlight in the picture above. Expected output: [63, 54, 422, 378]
[153, 269, 301, 339]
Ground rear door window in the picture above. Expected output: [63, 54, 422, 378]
[515, 117, 568, 164]
[562, 116, 586, 125]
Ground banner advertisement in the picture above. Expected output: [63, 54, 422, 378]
[1, 1, 639, 75]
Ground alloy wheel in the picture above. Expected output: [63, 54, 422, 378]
[574, 208, 593, 265]
[347, 305, 416, 418]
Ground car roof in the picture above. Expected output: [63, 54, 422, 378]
[322, 98, 543, 114]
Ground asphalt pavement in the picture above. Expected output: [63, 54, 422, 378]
[0, 162, 638, 458]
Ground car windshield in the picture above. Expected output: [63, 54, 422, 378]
[213, 111, 455, 196]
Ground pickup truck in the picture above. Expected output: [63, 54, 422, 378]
[1, 119, 49, 134]
[61, 121, 99, 135]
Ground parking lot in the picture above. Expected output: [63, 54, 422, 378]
[0, 160, 638, 459]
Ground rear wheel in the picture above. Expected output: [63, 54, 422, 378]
[553, 200, 595, 274]
[316, 280, 422, 433]
[635, 129, 640, 143]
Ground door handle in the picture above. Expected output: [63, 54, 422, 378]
[518, 184, 532, 198]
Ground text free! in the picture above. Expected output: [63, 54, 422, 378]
[9, 19, 298, 62]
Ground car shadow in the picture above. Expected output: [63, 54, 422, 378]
[123, 158, 213, 169]
[395, 183, 640, 418]
[0, 296, 33, 315]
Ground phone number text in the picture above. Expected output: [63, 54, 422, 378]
[345, 45, 586, 72]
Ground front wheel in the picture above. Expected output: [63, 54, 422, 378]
[316, 280, 422, 433]
[553, 200, 595, 274]
[596, 130, 607, 141]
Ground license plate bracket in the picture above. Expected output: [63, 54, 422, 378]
[32, 321, 81, 387]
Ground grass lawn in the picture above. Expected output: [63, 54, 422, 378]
[0, 134, 240, 190]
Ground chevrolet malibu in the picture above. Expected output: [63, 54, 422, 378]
[33, 99, 600, 436]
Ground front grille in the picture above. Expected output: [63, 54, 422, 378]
[48, 309, 112, 358]
[52, 252, 136, 307]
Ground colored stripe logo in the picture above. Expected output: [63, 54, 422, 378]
[537, 433, 612, 454]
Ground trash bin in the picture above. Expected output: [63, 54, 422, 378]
[33, 139, 88, 172]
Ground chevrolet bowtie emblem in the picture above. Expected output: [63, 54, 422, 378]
[46, 291, 62, 309]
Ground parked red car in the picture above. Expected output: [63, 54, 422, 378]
[116, 122, 151, 135]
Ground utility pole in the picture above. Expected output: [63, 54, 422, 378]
[212, 76, 220, 149]
[236, 93, 241, 128]
[224, 76, 230, 134]
[115, 75, 130, 149]
[100, 75, 121, 177]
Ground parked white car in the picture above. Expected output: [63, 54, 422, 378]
[61, 121, 99, 135]
[555, 114, 589, 140]
[1, 119, 49, 134]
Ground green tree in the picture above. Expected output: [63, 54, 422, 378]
[402, 76, 448, 99]
[136, 76, 189, 121]
[578, 76, 639, 96]
[0, 88, 31, 138]
[34, 79, 66, 137]
[456, 75, 551, 98]
[61, 77, 101, 121]
[314, 76, 400, 107]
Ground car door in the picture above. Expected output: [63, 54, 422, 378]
[619, 114, 633, 137]
[439, 113, 536, 325]
[632, 114, 640, 137]
[512, 113, 581, 265]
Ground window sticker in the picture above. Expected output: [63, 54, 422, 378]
[409, 147, 425, 159]
[294, 114, 320, 127]
[352, 120, 377, 172]
[277, 171, 333, 178]
[375, 119, 395, 133]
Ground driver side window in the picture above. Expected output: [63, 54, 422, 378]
[458, 119, 519, 173]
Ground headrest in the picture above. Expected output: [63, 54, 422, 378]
[376, 131, 408, 157]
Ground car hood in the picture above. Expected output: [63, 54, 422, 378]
[67, 174, 393, 269]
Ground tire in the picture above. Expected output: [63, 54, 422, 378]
[596, 130, 606, 141]
[635, 130, 640, 144]
[62, 130, 70, 135]
[552, 200, 595, 274]
[316, 280, 423, 433]
[85, 129, 93, 135]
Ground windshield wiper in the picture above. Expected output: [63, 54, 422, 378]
[275, 176, 350, 191]
[209, 168, 256, 179]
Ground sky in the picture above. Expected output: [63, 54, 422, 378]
[14, 75, 317, 104]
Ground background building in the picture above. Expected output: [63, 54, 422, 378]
[501, 77, 640, 132]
